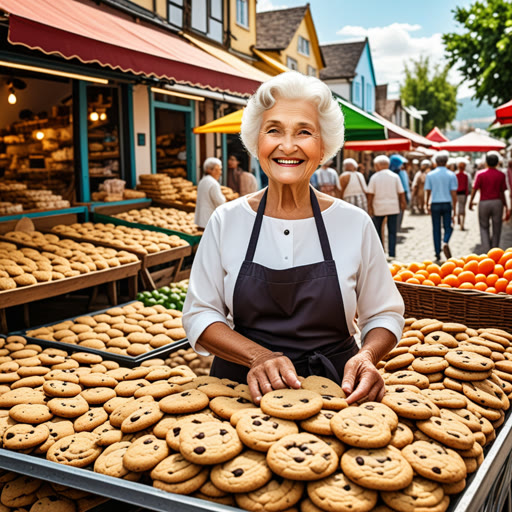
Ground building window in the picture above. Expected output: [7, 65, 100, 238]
[236, 0, 248, 27]
[287, 56, 298, 71]
[353, 82, 360, 104]
[168, 0, 183, 28]
[298, 36, 310, 57]
[307, 65, 316, 77]
[366, 83, 373, 111]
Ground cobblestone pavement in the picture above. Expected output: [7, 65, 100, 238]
[392, 204, 512, 265]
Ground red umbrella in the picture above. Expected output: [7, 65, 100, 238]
[495, 99, 512, 125]
[438, 131, 506, 152]
[425, 127, 449, 143]
[344, 138, 411, 151]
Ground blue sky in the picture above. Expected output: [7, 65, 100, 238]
[257, 0, 474, 97]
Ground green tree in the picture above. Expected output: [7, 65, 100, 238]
[400, 56, 458, 135]
[443, 0, 512, 107]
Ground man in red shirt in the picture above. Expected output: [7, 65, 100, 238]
[455, 157, 472, 231]
[469, 151, 510, 252]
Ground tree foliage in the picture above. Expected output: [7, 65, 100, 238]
[400, 56, 458, 135]
[443, 0, 512, 107]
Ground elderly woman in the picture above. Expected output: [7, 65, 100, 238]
[339, 158, 368, 211]
[194, 157, 226, 229]
[183, 72, 404, 404]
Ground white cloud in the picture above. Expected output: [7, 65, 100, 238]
[256, 0, 289, 12]
[331, 23, 472, 99]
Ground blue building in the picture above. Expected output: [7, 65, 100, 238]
[320, 38, 377, 113]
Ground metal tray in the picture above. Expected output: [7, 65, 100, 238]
[0, 450, 239, 512]
[9, 300, 189, 368]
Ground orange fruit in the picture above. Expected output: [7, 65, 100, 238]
[459, 282, 474, 290]
[408, 262, 424, 272]
[423, 279, 435, 286]
[398, 270, 414, 281]
[458, 271, 476, 284]
[393, 275, 402, 282]
[463, 260, 479, 274]
[453, 258, 465, 268]
[426, 264, 441, 275]
[474, 282, 488, 291]
[494, 264, 505, 277]
[506, 282, 512, 295]
[438, 283, 452, 288]
[416, 269, 429, 278]
[475, 273, 487, 283]
[488, 248, 505, 263]
[503, 269, 512, 281]
[405, 278, 421, 285]
[453, 267, 463, 276]
[506, 259, 512, 271]
[477, 258, 495, 276]
[495, 278, 508, 293]
[486, 287, 497, 294]
[423, 260, 433, 267]
[486, 273, 499, 287]
[442, 275, 459, 287]
[464, 253, 480, 262]
[499, 251, 512, 267]
[428, 273, 442, 285]
[440, 262, 456, 277]
[414, 274, 426, 283]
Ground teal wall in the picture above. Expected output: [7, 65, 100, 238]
[351, 42, 377, 113]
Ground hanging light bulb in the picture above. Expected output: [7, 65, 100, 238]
[89, 111, 99, 122]
[35, 131, 44, 140]
[7, 87, 16, 105]
[99, 112, 107, 121]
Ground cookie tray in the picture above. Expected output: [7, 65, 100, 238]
[9, 300, 189, 368]
[0, 449, 238, 512]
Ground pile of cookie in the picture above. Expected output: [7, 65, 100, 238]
[0, 471, 108, 512]
[0, 239, 137, 292]
[164, 346, 213, 376]
[0, 202, 23, 215]
[113, 207, 201, 236]
[136, 175, 177, 202]
[26, 302, 186, 356]
[50, 222, 189, 255]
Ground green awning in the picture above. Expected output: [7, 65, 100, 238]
[335, 95, 388, 141]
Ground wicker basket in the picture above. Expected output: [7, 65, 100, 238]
[396, 281, 512, 331]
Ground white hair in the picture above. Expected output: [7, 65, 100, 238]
[343, 158, 358, 169]
[240, 71, 344, 164]
[435, 151, 450, 165]
[374, 155, 390, 167]
[421, 159, 431, 166]
[203, 157, 222, 173]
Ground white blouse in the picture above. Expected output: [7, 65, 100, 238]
[183, 195, 405, 355]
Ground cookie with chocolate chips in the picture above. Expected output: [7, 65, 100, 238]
[260, 389, 323, 420]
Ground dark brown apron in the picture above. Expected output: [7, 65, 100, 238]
[210, 187, 358, 385]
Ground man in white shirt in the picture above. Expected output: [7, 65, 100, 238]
[367, 155, 407, 260]
[194, 157, 226, 229]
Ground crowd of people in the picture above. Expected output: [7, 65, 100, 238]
[194, 146, 511, 262]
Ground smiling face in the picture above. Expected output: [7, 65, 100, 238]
[257, 97, 324, 186]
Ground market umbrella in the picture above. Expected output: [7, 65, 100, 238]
[193, 98, 388, 141]
[437, 131, 506, 152]
[425, 127, 449, 143]
[193, 109, 243, 134]
[495, 99, 512, 125]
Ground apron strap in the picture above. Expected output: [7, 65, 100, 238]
[307, 351, 342, 384]
[245, 186, 334, 262]
[310, 187, 333, 261]
[245, 188, 268, 262]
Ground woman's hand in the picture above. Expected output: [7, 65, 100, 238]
[341, 352, 385, 404]
[247, 352, 301, 404]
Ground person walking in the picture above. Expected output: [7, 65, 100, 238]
[455, 157, 472, 231]
[312, 158, 341, 197]
[469, 151, 510, 252]
[424, 151, 458, 261]
[339, 158, 368, 211]
[195, 157, 226, 229]
[411, 159, 430, 214]
[367, 155, 407, 260]
[389, 154, 410, 231]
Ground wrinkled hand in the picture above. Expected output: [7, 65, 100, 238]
[247, 352, 301, 404]
[342, 353, 385, 404]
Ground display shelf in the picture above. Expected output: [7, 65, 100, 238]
[0, 206, 88, 222]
